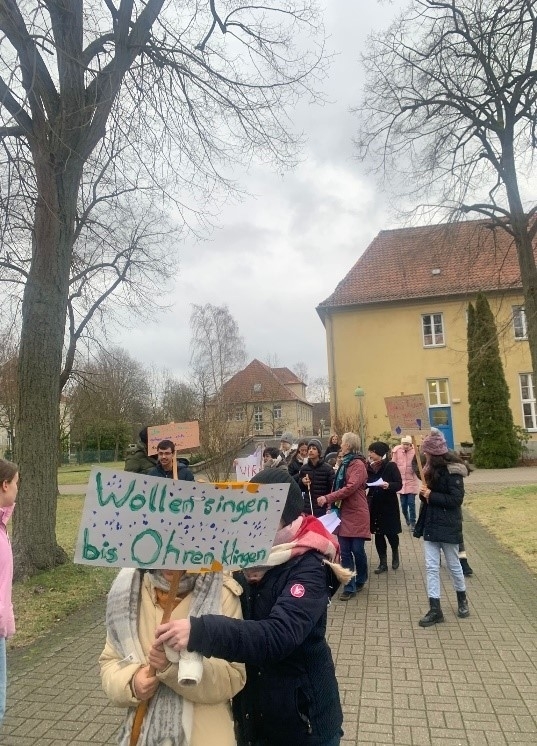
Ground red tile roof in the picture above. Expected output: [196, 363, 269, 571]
[271, 367, 303, 385]
[318, 219, 527, 311]
[222, 359, 309, 404]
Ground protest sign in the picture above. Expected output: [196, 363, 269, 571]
[74, 467, 288, 571]
[235, 445, 263, 481]
[384, 394, 430, 438]
[147, 421, 200, 454]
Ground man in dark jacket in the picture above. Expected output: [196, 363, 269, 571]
[148, 439, 195, 481]
[124, 426, 157, 474]
[297, 438, 334, 517]
[155, 468, 344, 746]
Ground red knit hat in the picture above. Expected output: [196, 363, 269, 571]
[421, 432, 448, 456]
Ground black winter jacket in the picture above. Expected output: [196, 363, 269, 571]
[296, 460, 334, 517]
[147, 462, 195, 481]
[367, 460, 403, 536]
[188, 552, 343, 746]
[418, 463, 466, 544]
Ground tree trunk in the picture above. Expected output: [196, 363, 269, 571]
[13, 158, 81, 579]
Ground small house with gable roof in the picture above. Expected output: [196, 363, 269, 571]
[317, 219, 535, 449]
[221, 359, 313, 438]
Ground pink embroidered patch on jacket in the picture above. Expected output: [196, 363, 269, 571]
[290, 583, 305, 598]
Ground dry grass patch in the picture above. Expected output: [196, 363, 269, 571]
[57, 461, 123, 485]
[465, 485, 537, 575]
[10, 494, 116, 650]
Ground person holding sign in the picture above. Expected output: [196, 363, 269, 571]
[99, 567, 246, 745]
[366, 442, 403, 573]
[155, 469, 350, 746]
[0, 459, 18, 726]
[148, 440, 194, 481]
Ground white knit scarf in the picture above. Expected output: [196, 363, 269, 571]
[106, 568, 222, 746]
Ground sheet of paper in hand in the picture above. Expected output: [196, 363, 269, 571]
[74, 467, 289, 571]
[366, 477, 385, 487]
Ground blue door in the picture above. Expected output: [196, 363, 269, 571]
[428, 407, 454, 449]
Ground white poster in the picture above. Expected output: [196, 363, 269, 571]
[235, 445, 263, 481]
[74, 467, 288, 571]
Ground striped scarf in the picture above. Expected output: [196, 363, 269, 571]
[106, 568, 222, 746]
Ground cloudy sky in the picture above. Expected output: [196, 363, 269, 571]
[116, 1, 406, 384]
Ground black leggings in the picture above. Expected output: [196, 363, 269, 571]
[375, 532, 399, 557]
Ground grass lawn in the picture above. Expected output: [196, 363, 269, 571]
[9, 494, 116, 650]
[57, 461, 124, 485]
[465, 485, 537, 576]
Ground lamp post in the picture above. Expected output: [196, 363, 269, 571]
[319, 418, 325, 437]
[354, 387, 365, 453]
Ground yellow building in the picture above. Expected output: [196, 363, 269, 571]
[317, 220, 535, 449]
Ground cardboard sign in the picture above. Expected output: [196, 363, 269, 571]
[235, 445, 263, 481]
[147, 421, 200, 455]
[384, 394, 430, 438]
[74, 467, 289, 571]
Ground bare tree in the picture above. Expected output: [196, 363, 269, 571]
[292, 361, 309, 385]
[190, 303, 248, 479]
[0, 331, 17, 455]
[70, 347, 151, 461]
[0, 1, 324, 576]
[356, 0, 537, 375]
[308, 375, 330, 403]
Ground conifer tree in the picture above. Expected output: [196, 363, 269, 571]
[467, 294, 519, 468]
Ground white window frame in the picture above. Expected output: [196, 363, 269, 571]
[427, 378, 450, 407]
[422, 313, 445, 347]
[513, 306, 528, 340]
[234, 406, 244, 422]
[253, 405, 263, 431]
[273, 404, 282, 420]
[519, 373, 537, 430]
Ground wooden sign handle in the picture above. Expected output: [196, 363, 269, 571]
[172, 451, 178, 480]
[411, 435, 426, 484]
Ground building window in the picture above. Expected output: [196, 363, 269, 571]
[253, 383, 262, 393]
[254, 405, 263, 431]
[427, 378, 450, 407]
[273, 404, 282, 419]
[234, 406, 244, 421]
[513, 306, 528, 340]
[520, 373, 537, 430]
[422, 313, 444, 347]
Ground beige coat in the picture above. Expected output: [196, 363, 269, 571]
[99, 573, 246, 746]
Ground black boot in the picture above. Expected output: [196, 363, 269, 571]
[374, 555, 388, 574]
[419, 598, 444, 627]
[392, 549, 400, 570]
[460, 558, 473, 576]
[456, 591, 470, 618]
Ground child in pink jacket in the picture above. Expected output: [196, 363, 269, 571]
[0, 459, 18, 724]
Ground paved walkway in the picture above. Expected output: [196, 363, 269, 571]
[2, 471, 537, 745]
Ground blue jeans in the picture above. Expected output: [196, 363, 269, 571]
[399, 493, 416, 524]
[0, 636, 6, 723]
[424, 541, 465, 598]
[338, 536, 368, 591]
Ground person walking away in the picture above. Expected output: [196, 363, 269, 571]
[297, 439, 334, 518]
[391, 435, 420, 530]
[0, 459, 18, 725]
[155, 469, 351, 746]
[124, 427, 158, 474]
[414, 431, 470, 627]
[100, 566, 245, 745]
[317, 432, 370, 600]
[367, 442, 402, 573]
[148, 440, 195, 481]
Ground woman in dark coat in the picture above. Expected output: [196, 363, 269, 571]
[415, 431, 469, 627]
[324, 434, 340, 459]
[366, 442, 402, 573]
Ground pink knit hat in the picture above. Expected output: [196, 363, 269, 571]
[421, 431, 448, 456]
